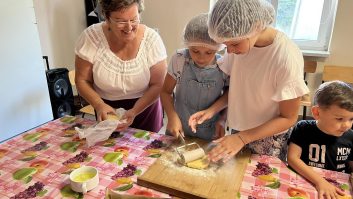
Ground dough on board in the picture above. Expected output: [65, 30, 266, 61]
[186, 156, 209, 169]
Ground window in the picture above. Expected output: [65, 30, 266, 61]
[210, 0, 339, 56]
[270, 0, 338, 55]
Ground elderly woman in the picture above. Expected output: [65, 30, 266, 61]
[75, 0, 167, 132]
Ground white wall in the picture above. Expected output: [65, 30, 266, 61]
[324, 0, 353, 66]
[0, 0, 53, 142]
[142, 0, 210, 61]
[33, 0, 86, 70]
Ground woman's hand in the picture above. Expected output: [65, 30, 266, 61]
[188, 110, 214, 133]
[95, 103, 116, 122]
[208, 134, 245, 162]
[166, 115, 184, 138]
[116, 109, 136, 132]
[316, 179, 345, 199]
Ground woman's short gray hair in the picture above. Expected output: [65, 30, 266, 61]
[99, 0, 144, 19]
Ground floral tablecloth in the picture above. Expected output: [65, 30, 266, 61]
[0, 116, 174, 199]
[239, 154, 353, 199]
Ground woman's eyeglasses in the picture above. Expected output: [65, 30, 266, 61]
[110, 18, 140, 28]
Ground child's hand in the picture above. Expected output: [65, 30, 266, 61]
[208, 134, 245, 162]
[166, 115, 184, 138]
[189, 110, 214, 133]
[316, 178, 345, 199]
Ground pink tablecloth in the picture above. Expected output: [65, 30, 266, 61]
[239, 154, 353, 198]
[0, 116, 173, 199]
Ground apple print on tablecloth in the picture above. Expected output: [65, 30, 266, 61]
[114, 146, 130, 157]
[103, 146, 131, 166]
[108, 179, 162, 197]
[104, 152, 124, 166]
[12, 160, 49, 184]
[59, 116, 77, 124]
[131, 190, 154, 197]
[252, 162, 280, 189]
[143, 149, 162, 158]
[71, 136, 86, 148]
[0, 149, 8, 159]
[29, 160, 49, 174]
[111, 177, 134, 192]
[287, 187, 309, 199]
[102, 139, 116, 147]
[60, 184, 83, 199]
[60, 141, 81, 153]
[133, 131, 150, 140]
[13, 168, 38, 184]
[22, 129, 49, 142]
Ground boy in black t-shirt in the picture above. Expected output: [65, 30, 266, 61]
[288, 80, 353, 198]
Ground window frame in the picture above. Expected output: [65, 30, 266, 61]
[269, 0, 338, 56]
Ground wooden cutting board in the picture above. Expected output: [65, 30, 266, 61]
[137, 138, 251, 199]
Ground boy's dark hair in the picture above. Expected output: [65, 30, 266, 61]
[314, 80, 353, 111]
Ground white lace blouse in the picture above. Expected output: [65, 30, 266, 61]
[75, 23, 167, 100]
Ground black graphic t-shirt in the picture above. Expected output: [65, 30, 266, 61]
[289, 120, 353, 173]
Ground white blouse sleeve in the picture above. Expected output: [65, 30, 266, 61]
[74, 29, 97, 64]
[272, 50, 310, 101]
[146, 29, 167, 67]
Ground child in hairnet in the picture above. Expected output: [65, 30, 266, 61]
[288, 81, 353, 198]
[192, 0, 309, 162]
[161, 13, 229, 141]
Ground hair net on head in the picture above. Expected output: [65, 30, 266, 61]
[183, 13, 223, 51]
[208, 0, 275, 43]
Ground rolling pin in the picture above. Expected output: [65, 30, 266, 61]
[180, 148, 205, 164]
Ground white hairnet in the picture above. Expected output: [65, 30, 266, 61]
[183, 13, 223, 51]
[208, 0, 275, 43]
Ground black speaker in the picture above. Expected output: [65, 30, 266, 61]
[46, 68, 75, 119]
